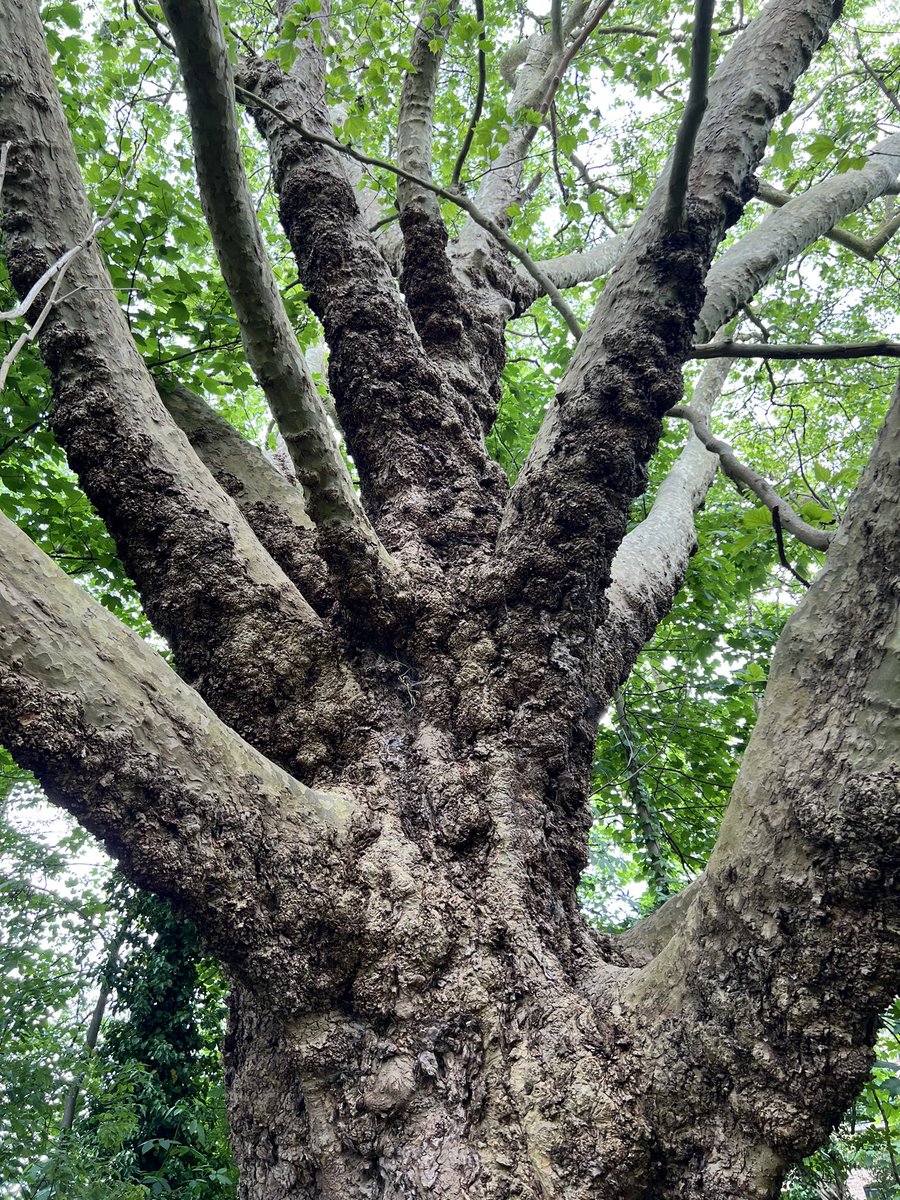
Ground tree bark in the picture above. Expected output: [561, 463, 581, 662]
[2, 0, 899, 1198]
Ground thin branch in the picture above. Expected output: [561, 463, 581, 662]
[692, 338, 900, 360]
[853, 29, 900, 118]
[668, 403, 833, 552]
[537, 0, 616, 118]
[60, 928, 128, 1132]
[451, 0, 487, 187]
[132, 0, 176, 51]
[772, 505, 811, 587]
[666, 0, 716, 230]
[235, 81, 583, 338]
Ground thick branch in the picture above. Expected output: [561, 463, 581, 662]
[158, 0, 399, 613]
[624, 385, 900, 1186]
[397, 0, 457, 220]
[158, 383, 335, 611]
[235, 81, 582, 339]
[237, 47, 508, 564]
[668, 402, 833, 551]
[697, 132, 900, 340]
[756, 180, 895, 259]
[593, 133, 900, 697]
[0, 0, 347, 768]
[484, 0, 840, 884]
[0, 512, 355, 1008]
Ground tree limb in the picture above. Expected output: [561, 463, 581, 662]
[234, 80, 583, 339]
[0, 0, 351, 768]
[0, 512, 356, 1006]
[158, 383, 334, 612]
[755, 180, 900, 260]
[397, 0, 458, 220]
[159, 0, 401, 614]
[237, 40, 510, 563]
[487, 0, 841, 846]
[595, 133, 900, 707]
[624, 383, 900, 1179]
[666, 0, 716, 230]
[668, 403, 833, 551]
[693, 338, 900, 360]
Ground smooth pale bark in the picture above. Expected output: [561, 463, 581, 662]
[600, 354, 732, 690]
[396, 0, 456, 221]
[599, 133, 900, 692]
[697, 132, 900, 341]
[622, 386, 900, 1196]
[158, 0, 390, 586]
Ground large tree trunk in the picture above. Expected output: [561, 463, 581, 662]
[2, 0, 899, 1197]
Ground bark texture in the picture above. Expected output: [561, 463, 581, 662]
[2, 0, 898, 1198]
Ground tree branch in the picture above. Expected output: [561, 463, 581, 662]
[158, 0, 400, 615]
[450, 0, 487, 187]
[697, 132, 900, 340]
[755, 180, 900, 260]
[624, 384, 900, 1181]
[397, 0, 458, 220]
[237, 43, 509, 563]
[234, 80, 583, 339]
[594, 133, 900, 706]
[668, 402, 833, 551]
[0, 0, 349, 769]
[666, 0, 716, 230]
[0, 512, 355, 1006]
[693, 338, 900, 360]
[486, 0, 841, 852]
[157, 382, 334, 612]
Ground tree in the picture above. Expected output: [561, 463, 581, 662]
[0, 0, 898, 1195]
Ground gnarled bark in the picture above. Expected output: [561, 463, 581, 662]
[2, 1, 898, 1198]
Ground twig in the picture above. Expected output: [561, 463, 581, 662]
[1, 153, 139, 389]
[666, 0, 716, 230]
[692, 338, 900, 360]
[132, 0, 176, 51]
[235, 81, 584, 339]
[853, 30, 900, 118]
[451, 0, 487, 187]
